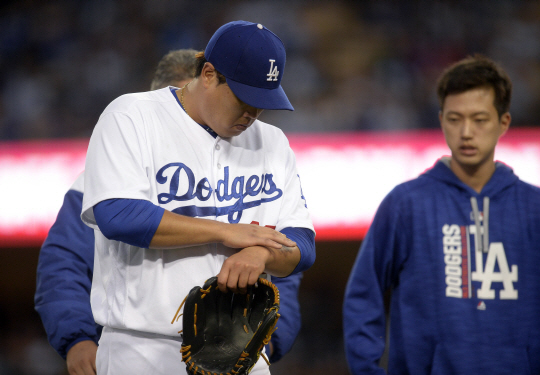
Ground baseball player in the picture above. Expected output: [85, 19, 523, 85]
[81, 21, 315, 375]
[35, 47, 306, 375]
[343, 55, 540, 374]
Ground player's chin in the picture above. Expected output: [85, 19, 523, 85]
[454, 154, 485, 169]
[230, 124, 249, 134]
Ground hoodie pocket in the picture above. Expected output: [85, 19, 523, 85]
[429, 343, 531, 375]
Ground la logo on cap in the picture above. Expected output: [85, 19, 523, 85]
[205, 20, 294, 111]
[267, 59, 279, 82]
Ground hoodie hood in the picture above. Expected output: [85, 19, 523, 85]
[423, 157, 519, 252]
[423, 157, 519, 197]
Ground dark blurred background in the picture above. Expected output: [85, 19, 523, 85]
[1, 0, 540, 374]
[2, 0, 540, 141]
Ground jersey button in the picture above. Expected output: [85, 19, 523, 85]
[217, 163, 222, 169]
[215, 144, 220, 150]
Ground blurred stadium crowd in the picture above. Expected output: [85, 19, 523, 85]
[1, 0, 540, 141]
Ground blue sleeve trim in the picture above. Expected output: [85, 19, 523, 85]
[34, 189, 99, 359]
[280, 227, 315, 274]
[94, 199, 165, 248]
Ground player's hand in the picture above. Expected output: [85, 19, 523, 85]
[217, 246, 269, 293]
[66, 340, 97, 375]
[220, 223, 296, 250]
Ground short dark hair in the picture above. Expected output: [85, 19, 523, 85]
[436, 54, 512, 118]
[194, 51, 227, 84]
[150, 49, 199, 90]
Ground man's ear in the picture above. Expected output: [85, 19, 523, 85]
[499, 112, 511, 137]
[201, 62, 217, 88]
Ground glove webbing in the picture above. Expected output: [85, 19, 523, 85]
[171, 284, 213, 334]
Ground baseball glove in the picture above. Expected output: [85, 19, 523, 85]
[171, 276, 280, 375]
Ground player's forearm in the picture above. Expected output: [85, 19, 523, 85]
[149, 210, 227, 248]
[94, 199, 296, 250]
[150, 210, 296, 250]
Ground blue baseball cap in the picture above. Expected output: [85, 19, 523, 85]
[204, 20, 294, 111]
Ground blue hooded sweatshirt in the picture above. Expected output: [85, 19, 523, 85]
[343, 157, 540, 374]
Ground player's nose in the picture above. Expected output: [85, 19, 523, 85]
[243, 105, 263, 120]
[461, 120, 474, 138]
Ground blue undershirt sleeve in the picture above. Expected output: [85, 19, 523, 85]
[93, 199, 165, 248]
[265, 272, 303, 363]
[280, 227, 315, 275]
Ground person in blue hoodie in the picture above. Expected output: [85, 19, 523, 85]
[34, 49, 304, 375]
[343, 54, 540, 375]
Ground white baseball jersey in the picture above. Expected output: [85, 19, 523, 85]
[70, 171, 85, 193]
[81, 87, 314, 337]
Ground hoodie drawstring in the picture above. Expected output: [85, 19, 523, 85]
[470, 196, 490, 252]
[483, 196, 489, 252]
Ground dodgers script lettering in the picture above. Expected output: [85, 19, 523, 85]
[156, 163, 283, 223]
